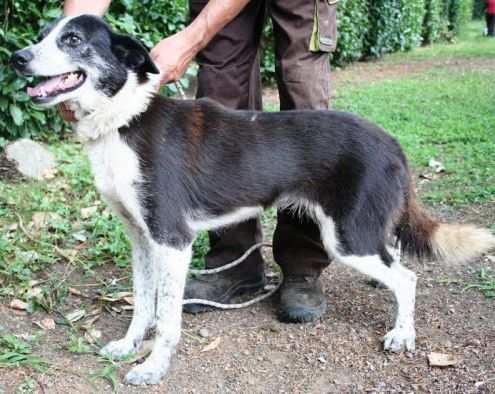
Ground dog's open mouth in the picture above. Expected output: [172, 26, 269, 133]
[27, 71, 86, 101]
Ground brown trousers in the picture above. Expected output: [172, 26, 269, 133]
[189, 0, 337, 277]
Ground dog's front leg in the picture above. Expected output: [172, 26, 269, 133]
[124, 242, 192, 385]
[101, 229, 156, 359]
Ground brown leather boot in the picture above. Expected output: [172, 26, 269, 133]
[278, 275, 327, 323]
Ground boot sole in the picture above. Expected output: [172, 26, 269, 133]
[278, 299, 327, 323]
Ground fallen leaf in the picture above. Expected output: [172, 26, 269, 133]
[98, 291, 133, 303]
[124, 340, 154, 364]
[428, 352, 463, 367]
[123, 296, 134, 305]
[84, 328, 102, 344]
[428, 158, 445, 173]
[36, 318, 56, 330]
[419, 173, 434, 181]
[201, 337, 221, 352]
[32, 212, 60, 232]
[42, 167, 57, 179]
[80, 206, 98, 219]
[68, 287, 83, 297]
[25, 287, 43, 299]
[72, 231, 88, 243]
[66, 309, 86, 323]
[10, 299, 28, 310]
[485, 255, 495, 264]
[6, 223, 18, 232]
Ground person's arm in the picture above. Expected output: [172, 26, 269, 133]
[64, 0, 111, 16]
[151, 0, 250, 84]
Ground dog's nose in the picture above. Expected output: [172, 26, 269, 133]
[11, 49, 34, 71]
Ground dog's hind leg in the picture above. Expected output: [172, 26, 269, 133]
[124, 242, 192, 385]
[340, 254, 417, 351]
[100, 228, 156, 360]
[314, 208, 417, 352]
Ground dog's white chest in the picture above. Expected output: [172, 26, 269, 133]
[86, 132, 143, 225]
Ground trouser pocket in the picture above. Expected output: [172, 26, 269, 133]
[309, 0, 338, 52]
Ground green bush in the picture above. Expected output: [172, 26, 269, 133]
[365, 0, 426, 58]
[473, 0, 486, 19]
[366, 0, 402, 58]
[423, 0, 446, 43]
[1, 0, 187, 145]
[332, 0, 370, 65]
[444, 0, 474, 35]
[1, 1, 65, 146]
[400, 0, 427, 50]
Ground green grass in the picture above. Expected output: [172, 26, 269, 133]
[0, 333, 47, 372]
[465, 267, 495, 298]
[385, 20, 495, 63]
[334, 68, 495, 206]
[0, 143, 131, 297]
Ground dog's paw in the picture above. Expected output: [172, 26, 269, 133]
[124, 361, 168, 386]
[383, 327, 416, 352]
[100, 338, 138, 360]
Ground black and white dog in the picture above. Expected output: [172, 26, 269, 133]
[11, 15, 495, 385]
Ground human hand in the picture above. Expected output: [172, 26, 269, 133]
[150, 31, 199, 85]
[57, 102, 77, 122]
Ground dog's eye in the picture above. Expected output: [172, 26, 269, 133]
[64, 33, 82, 47]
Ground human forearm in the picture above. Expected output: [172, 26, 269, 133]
[63, 0, 111, 16]
[151, 0, 250, 84]
[185, 0, 251, 52]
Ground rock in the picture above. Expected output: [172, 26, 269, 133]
[5, 139, 56, 180]
[199, 328, 210, 338]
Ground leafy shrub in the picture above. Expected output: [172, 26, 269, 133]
[332, 0, 370, 65]
[1, 0, 188, 144]
[1, 1, 65, 146]
[107, 0, 187, 48]
[260, 21, 276, 84]
[365, 0, 426, 58]
[423, 0, 446, 43]
[473, 0, 486, 19]
[400, 0, 427, 50]
[366, 0, 403, 58]
[444, 0, 474, 35]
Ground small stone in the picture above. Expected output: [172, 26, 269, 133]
[5, 139, 56, 180]
[199, 328, 209, 338]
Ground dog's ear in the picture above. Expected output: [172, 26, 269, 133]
[111, 33, 160, 76]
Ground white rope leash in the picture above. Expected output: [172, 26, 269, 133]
[183, 243, 283, 309]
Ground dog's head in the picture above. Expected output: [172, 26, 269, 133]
[10, 15, 159, 109]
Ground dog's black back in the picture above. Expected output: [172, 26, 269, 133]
[120, 96, 409, 262]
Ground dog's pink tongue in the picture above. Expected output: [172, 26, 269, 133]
[27, 72, 82, 98]
[27, 75, 65, 97]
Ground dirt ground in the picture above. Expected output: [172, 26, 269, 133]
[1, 58, 495, 394]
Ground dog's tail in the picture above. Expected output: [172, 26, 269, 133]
[396, 181, 495, 264]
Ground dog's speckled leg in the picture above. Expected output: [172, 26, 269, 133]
[101, 229, 156, 360]
[124, 243, 192, 386]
